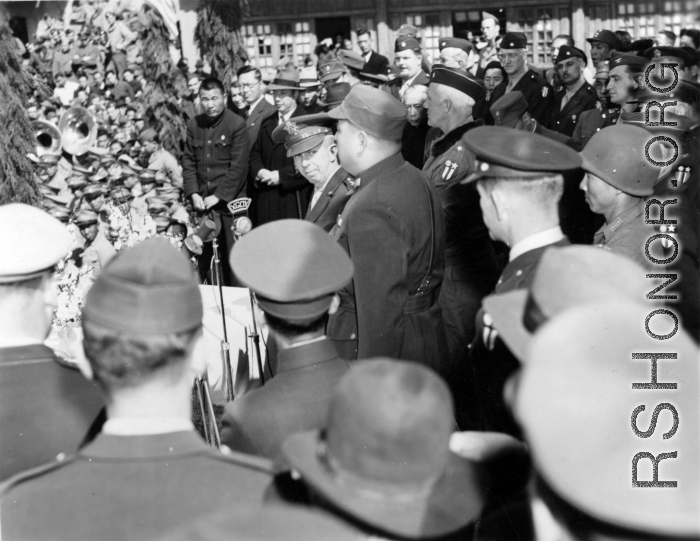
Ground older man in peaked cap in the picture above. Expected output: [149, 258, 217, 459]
[422, 65, 499, 375]
[1, 238, 274, 541]
[221, 220, 353, 461]
[0, 204, 104, 482]
[327, 85, 448, 375]
[271, 113, 354, 232]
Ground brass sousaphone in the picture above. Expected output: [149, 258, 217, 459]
[32, 120, 62, 156]
[58, 106, 98, 156]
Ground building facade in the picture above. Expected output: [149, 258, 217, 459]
[240, 0, 700, 69]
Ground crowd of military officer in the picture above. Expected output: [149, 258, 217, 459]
[2, 16, 700, 541]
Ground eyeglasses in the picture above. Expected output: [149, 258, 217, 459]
[239, 82, 260, 89]
[497, 52, 525, 61]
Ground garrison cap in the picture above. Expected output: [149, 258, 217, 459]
[230, 219, 353, 321]
[586, 29, 622, 50]
[271, 112, 334, 157]
[580, 125, 658, 196]
[499, 32, 527, 49]
[84, 237, 203, 334]
[396, 24, 418, 38]
[395, 37, 421, 53]
[460, 126, 582, 183]
[483, 245, 648, 362]
[74, 208, 98, 227]
[438, 37, 474, 54]
[515, 301, 699, 537]
[322, 82, 352, 110]
[489, 91, 528, 128]
[594, 59, 610, 78]
[327, 84, 407, 140]
[337, 49, 365, 71]
[318, 61, 346, 82]
[644, 45, 696, 67]
[554, 45, 587, 65]
[609, 51, 647, 68]
[83, 183, 105, 199]
[0, 204, 73, 283]
[299, 66, 320, 88]
[482, 11, 498, 21]
[429, 64, 484, 101]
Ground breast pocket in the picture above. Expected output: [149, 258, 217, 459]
[215, 141, 231, 161]
[193, 140, 204, 160]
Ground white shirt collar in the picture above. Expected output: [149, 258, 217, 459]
[279, 104, 296, 123]
[286, 335, 327, 349]
[508, 226, 565, 262]
[363, 50, 372, 61]
[102, 416, 194, 436]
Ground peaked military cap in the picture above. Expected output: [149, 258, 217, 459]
[580, 125, 658, 196]
[322, 82, 351, 109]
[337, 49, 365, 71]
[515, 301, 699, 537]
[395, 36, 421, 53]
[327, 84, 407, 140]
[499, 32, 527, 49]
[490, 91, 528, 128]
[438, 37, 473, 54]
[396, 24, 418, 38]
[644, 45, 696, 67]
[83, 183, 105, 199]
[461, 126, 581, 183]
[111, 187, 134, 204]
[429, 64, 484, 100]
[47, 207, 70, 223]
[586, 29, 623, 50]
[554, 45, 587, 65]
[0, 204, 72, 281]
[74, 208, 99, 227]
[483, 245, 648, 362]
[230, 219, 353, 321]
[84, 237, 203, 334]
[318, 61, 346, 82]
[271, 113, 335, 157]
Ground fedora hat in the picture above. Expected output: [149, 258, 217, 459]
[483, 245, 651, 362]
[266, 68, 301, 91]
[282, 359, 487, 539]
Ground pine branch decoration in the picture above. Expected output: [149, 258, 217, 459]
[195, 0, 249, 86]
[0, 7, 42, 206]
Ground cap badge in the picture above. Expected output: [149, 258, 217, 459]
[283, 121, 299, 135]
[325, 66, 330, 72]
[441, 41, 445, 46]
[509, 42, 514, 46]
[653, 49, 661, 58]
[401, 42, 406, 47]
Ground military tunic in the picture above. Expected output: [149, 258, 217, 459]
[328, 153, 448, 377]
[568, 105, 620, 151]
[490, 69, 554, 127]
[304, 167, 354, 233]
[422, 120, 499, 365]
[549, 82, 598, 137]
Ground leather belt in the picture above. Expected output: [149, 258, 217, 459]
[337, 289, 437, 315]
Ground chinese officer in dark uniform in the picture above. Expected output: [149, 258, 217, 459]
[271, 113, 354, 232]
[489, 32, 554, 127]
[221, 219, 353, 461]
[0, 204, 104, 482]
[327, 85, 448, 378]
[549, 45, 597, 137]
[182, 76, 250, 285]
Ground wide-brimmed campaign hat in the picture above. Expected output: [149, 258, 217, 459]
[266, 68, 301, 91]
[483, 245, 650, 362]
[282, 359, 487, 539]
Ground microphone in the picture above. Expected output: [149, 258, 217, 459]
[232, 216, 253, 240]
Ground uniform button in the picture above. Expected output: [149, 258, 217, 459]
[516, 270, 523, 277]
[350, 333, 356, 339]
[207, 167, 210, 171]
[208, 140, 211, 144]
[207, 153, 210, 157]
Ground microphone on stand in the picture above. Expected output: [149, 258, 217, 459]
[232, 216, 253, 241]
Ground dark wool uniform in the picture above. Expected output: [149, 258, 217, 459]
[221, 338, 350, 461]
[304, 167, 354, 233]
[0, 344, 104, 482]
[328, 153, 448, 374]
[490, 70, 554, 127]
[401, 117, 431, 169]
[182, 108, 250, 285]
[249, 107, 312, 225]
[568, 104, 620, 150]
[422, 120, 499, 366]
[0, 431, 273, 541]
[549, 82, 598, 137]
[182, 108, 250, 202]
